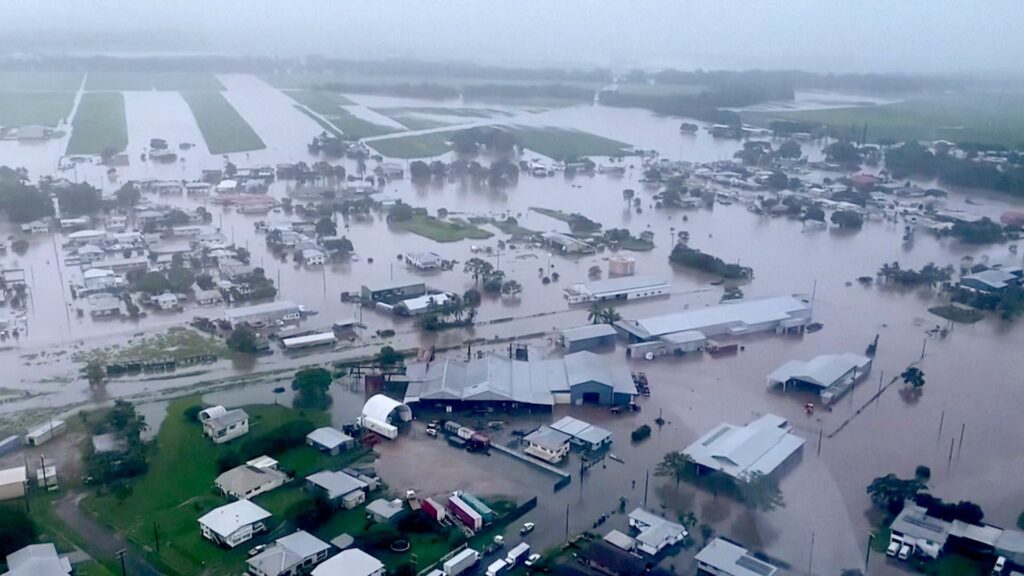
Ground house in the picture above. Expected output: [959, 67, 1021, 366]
[76, 244, 106, 264]
[87, 294, 122, 317]
[366, 498, 405, 524]
[35, 461, 58, 491]
[21, 220, 50, 234]
[2, 543, 72, 576]
[357, 395, 412, 440]
[306, 427, 355, 455]
[603, 530, 636, 552]
[557, 324, 618, 353]
[219, 258, 255, 281]
[154, 293, 179, 310]
[682, 414, 804, 481]
[405, 251, 443, 271]
[199, 406, 250, 444]
[961, 268, 1020, 293]
[767, 353, 872, 404]
[246, 530, 331, 576]
[394, 292, 452, 316]
[561, 351, 636, 406]
[579, 541, 647, 576]
[627, 508, 686, 555]
[302, 249, 326, 267]
[695, 538, 779, 576]
[563, 275, 669, 305]
[195, 288, 224, 306]
[216, 458, 289, 499]
[0, 466, 27, 502]
[305, 470, 367, 507]
[312, 549, 384, 576]
[541, 232, 596, 255]
[523, 426, 571, 463]
[198, 500, 272, 548]
[550, 416, 612, 451]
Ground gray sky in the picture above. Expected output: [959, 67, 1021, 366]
[3, 0, 1022, 74]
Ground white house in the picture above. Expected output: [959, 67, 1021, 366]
[627, 508, 687, 555]
[2, 543, 72, 576]
[198, 500, 272, 548]
[405, 251, 443, 271]
[302, 249, 326, 267]
[199, 406, 250, 444]
[154, 293, 179, 310]
[695, 538, 779, 576]
[682, 414, 805, 481]
[306, 470, 367, 508]
[215, 458, 289, 500]
[246, 530, 331, 576]
[312, 549, 383, 576]
[523, 426, 571, 463]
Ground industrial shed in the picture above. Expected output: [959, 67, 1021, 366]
[767, 353, 872, 404]
[557, 324, 618, 353]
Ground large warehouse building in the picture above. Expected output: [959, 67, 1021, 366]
[615, 295, 812, 343]
[404, 351, 636, 408]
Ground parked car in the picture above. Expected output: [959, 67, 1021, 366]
[248, 544, 267, 557]
[426, 427, 438, 438]
[520, 522, 535, 535]
[525, 553, 541, 567]
[993, 556, 1006, 575]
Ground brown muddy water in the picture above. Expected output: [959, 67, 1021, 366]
[0, 74, 1021, 575]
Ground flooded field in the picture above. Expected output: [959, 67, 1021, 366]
[1, 73, 1022, 574]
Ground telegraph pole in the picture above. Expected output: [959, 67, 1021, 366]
[116, 549, 127, 576]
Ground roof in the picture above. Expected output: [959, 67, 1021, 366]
[3, 543, 71, 576]
[950, 520, 1003, 547]
[224, 301, 300, 322]
[580, 541, 646, 576]
[399, 293, 451, 312]
[361, 395, 410, 424]
[564, 351, 636, 396]
[564, 275, 668, 298]
[366, 498, 404, 520]
[889, 502, 951, 545]
[312, 549, 382, 576]
[306, 470, 367, 499]
[695, 538, 779, 576]
[996, 529, 1024, 555]
[558, 324, 618, 343]
[603, 530, 636, 551]
[628, 296, 812, 339]
[963, 268, 1016, 290]
[207, 409, 248, 430]
[247, 531, 331, 576]
[307, 427, 353, 450]
[524, 426, 571, 451]
[551, 416, 612, 446]
[216, 464, 287, 497]
[767, 353, 871, 388]
[682, 414, 805, 480]
[282, 332, 336, 348]
[198, 500, 272, 539]
[628, 508, 686, 551]
[362, 279, 426, 293]
[661, 330, 707, 345]
[25, 421, 65, 440]
[91, 433, 127, 454]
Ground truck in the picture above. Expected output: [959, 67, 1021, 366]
[443, 421, 462, 435]
[442, 548, 480, 576]
[447, 436, 467, 449]
[505, 543, 531, 567]
[466, 433, 491, 453]
[421, 497, 446, 523]
[456, 426, 475, 441]
[485, 559, 508, 576]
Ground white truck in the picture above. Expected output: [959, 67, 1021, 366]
[485, 559, 509, 576]
[505, 543, 531, 567]
[443, 549, 480, 576]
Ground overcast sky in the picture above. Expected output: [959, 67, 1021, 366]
[4, 0, 1022, 74]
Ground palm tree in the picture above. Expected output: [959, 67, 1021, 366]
[587, 303, 604, 325]
[901, 367, 925, 389]
[622, 189, 635, 203]
[600, 306, 621, 324]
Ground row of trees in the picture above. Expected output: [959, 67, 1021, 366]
[886, 141, 1024, 197]
[876, 262, 953, 287]
[669, 244, 753, 280]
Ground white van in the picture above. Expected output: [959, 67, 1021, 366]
[886, 541, 901, 557]
[898, 544, 911, 560]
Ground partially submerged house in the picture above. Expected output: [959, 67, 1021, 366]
[523, 426, 571, 463]
[615, 296, 812, 344]
[550, 416, 612, 451]
[0, 466, 27, 502]
[198, 500, 272, 548]
[627, 508, 686, 556]
[405, 251, 443, 271]
[694, 538, 779, 576]
[562, 275, 669, 305]
[682, 414, 805, 481]
[557, 324, 618, 353]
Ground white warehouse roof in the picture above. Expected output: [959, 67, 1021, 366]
[767, 353, 871, 389]
[625, 296, 812, 339]
[682, 414, 804, 481]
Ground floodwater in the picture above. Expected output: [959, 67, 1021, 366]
[1, 74, 1022, 574]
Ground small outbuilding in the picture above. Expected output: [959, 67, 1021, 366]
[523, 426, 571, 463]
[306, 427, 355, 455]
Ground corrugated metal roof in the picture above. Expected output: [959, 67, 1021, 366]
[695, 538, 778, 576]
[683, 414, 804, 480]
[633, 296, 811, 339]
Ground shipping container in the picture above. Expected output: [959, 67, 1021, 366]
[456, 426, 475, 440]
[505, 543, 531, 567]
[422, 497, 447, 523]
[460, 492, 496, 523]
[442, 548, 480, 576]
[24, 421, 67, 447]
[443, 421, 462, 435]
[447, 494, 483, 531]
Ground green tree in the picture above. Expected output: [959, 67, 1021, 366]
[1017, 511, 1024, 530]
[195, 273, 215, 291]
[777, 139, 802, 159]
[115, 182, 141, 207]
[901, 367, 925, 389]
[0, 182, 54, 223]
[737, 471, 785, 511]
[831, 210, 864, 229]
[137, 271, 171, 294]
[823, 140, 863, 164]
[375, 346, 404, 377]
[54, 182, 102, 216]
[291, 368, 333, 409]
[226, 323, 259, 353]
[804, 206, 825, 222]
[915, 465, 931, 482]
[85, 359, 106, 388]
[410, 161, 431, 181]
[463, 258, 494, 287]
[622, 189, 635, 202]
[867, 473, 925, 514]
[501, 279, 523, 298]
[388, 202, 414, 222]
[600, 306, 622, 324]
[315, 216, 337, 237]
[655, 451, 694, 488]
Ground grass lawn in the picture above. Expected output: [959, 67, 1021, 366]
[81, 395, 331, 576]
[744, 93, 1024, 147]
[489, 218, 538, 237]
[66, 92, 128, 155]
[0, 92, 75, 127]
[391, 214, 494, 243]
[284, 90, 354, 113]
[86, 72, 224, 92]
[293, 105, 342, 137]
[529, 206, 573, 223]
[72, 326, 228, 364]
[0, 70, 84, 91]
[322, 108, 400, 140]
[182, 91, 265, 154]
[512, 127, 631, 158]
[387, 114, 453, 131]
[369, 131, 457, 158]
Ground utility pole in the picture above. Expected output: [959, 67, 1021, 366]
[957, 423, 965, 458]
[817, 428, 823, 457]
[153, 522, 160, 553]
[920, 337, 927, 360]
[116, 549, 127, 576]
[937, 410, 945, 445]
[643, 469, 650, 508]
[808, 532, 815, 576]
[865, 533, 874, 574]
[564, 504, 570, 540]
